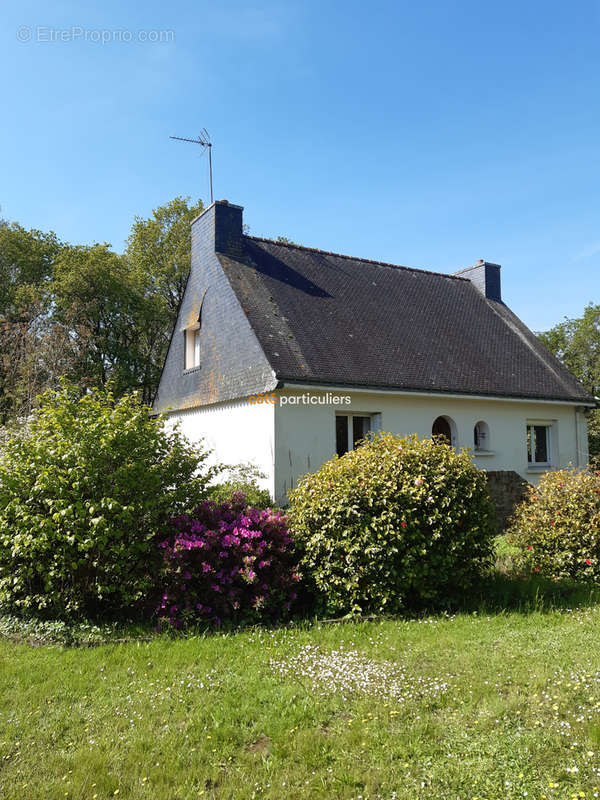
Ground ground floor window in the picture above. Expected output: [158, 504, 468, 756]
[526, 423, 551, 466]
[474, 420, 490, 451]
[432, 415, 457, 447]
[336, 414, 374, 456]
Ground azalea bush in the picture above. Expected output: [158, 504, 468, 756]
[0, 382, 214, 619]
[289, 432, 496, 615]
[507, 467, 600, 582]
[157, 493, 300, 627]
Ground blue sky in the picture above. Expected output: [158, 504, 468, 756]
[2, 0, 599, 331]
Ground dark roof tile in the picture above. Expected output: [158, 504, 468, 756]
[216, 236, 594, 404]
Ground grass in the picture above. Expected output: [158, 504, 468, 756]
[4, 598, 600, 799]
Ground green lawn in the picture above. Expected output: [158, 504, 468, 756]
[3, 605, 600, 799]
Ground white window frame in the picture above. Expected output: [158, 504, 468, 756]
[193, 328, 201, 367]
[184, 324, 201, 370]
[335, 413, 378, 456]
[474, 420, 490, 452]
[526, 422, 552, 467]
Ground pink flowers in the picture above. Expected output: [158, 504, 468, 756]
[157, 494, 299, 628]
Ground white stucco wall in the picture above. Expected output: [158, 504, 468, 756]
[273, 387, 590, 506]
[164, 398, 276, 499]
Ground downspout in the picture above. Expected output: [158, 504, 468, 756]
[575, 406, 580, 468]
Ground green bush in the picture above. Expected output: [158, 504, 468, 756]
[0, 382, 215, 619]
[289, 433, 496, 615]
[507, 467, 600, 582]
[207, 463, 273, 509]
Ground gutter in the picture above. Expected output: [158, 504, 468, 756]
[276, 380, 598, 408]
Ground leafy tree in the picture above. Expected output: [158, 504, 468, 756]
[52, 244, 141, 395]
[0, 222, 61, 319]
[538, 304, 600, 457]
[0, 382, 216, 619]
[0, 223, 63, 422]
[126, 196, 204, 402]
[126, 196, 204, 318]
[0, 196, 204, 417]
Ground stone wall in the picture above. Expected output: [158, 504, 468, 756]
[485, 470, 531, 531]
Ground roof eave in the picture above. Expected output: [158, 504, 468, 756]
[275, 378, 597, 407]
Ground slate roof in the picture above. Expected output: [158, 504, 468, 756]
[216, 236, 595, 404]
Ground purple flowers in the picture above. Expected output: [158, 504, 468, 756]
[157, 494, 300, 628]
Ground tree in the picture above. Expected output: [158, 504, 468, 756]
[126, 196, 204, 318]
[0, 223, 63, 422]
[0, 196, 204, 419]
[126, 196, 204, 402]
[539, 303, 600, 458]
[52, 244, 142, 396]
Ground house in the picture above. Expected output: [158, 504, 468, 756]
[153, 200, 596, 508]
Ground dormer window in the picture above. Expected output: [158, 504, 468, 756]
[184, 325, 201, 370]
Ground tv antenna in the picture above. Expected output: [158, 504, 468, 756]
[170, 129, 213, 204]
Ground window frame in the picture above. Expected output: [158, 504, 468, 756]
[431, 415, 458, 448]
[473, 420, 490, 452]
[184, 324, 202, 371]
[335, 413, 377, 456]
[526, 422, 552, 467]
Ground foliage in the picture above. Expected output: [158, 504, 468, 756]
[289, 432, 496, 615]
[158, 494, 299, 628]
[125, 196, 204, 404]
[126, 196, 204, 319]
[52, 244, 142, 397]
[0, 382, 215, 619]
[207, 463, 273, 509]
[0, 196, 204, 421]
[0, 222, 61, 319]
[0, 223, 63, 423]
[507, 466, 600, 582]
[539, 303, 600, 457]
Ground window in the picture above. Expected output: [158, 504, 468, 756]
[432, 415, 457, 447]
[194, 328, 201, 366]
[184, 326, 201, 370]
[336, 414, 374, 457]
[527, 423, 551, 466]
[473, 420, 490, 451]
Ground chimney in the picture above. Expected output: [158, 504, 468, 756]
[455, 259, 502, 302]
[191, 199, 244, 260]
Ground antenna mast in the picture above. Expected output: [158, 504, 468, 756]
[170, 129, 213, 204]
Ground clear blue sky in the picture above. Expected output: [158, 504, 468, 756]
[2, 0, 599, 331]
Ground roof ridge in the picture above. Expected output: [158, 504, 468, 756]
[245, 235, 469, 281]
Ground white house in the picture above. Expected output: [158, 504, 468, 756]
[153, 200, 595, 507]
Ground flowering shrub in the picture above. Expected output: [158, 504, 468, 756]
[0, 382, 214, 619]
[158, 493, 300, 627]
[289, 433, 496, 615]
[507, 467, 600, 582]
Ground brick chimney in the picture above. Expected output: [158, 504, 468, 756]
[191, 199, 244, 260]
[455, 259, 502, 302]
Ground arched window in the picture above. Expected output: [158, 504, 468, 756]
[474, 420, 490, 451]
[432, 415, 457, 447]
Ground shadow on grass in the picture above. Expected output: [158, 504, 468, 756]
[461, 571, 600, 615]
